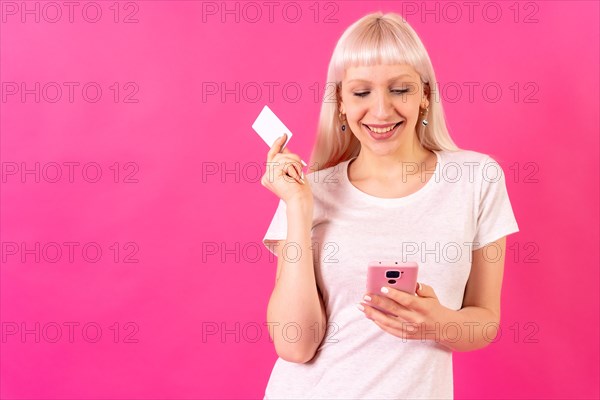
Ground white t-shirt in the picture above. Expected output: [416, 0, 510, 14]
[261, 149, 520, 399]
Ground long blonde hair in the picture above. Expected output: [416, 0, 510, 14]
[308, 12, 461, 172]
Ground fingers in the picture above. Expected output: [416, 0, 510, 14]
[415, 282, 422, 296]
[274, 152, 302, 167]
[267, 134, 302, 167]
[267, 133, 296, 159]
[279, 133, 291, 154]
[362, 302, 399, 319]
[414, 282, 436, 299]
[274, 155, 302, 182]
[266, 133, 304, 184]
[362, 293, 409, 318]
[264, 156, 304, 185]
[267, 133, 288, 161]
[359, 296, 420, 332]
[283, 162, 304, 184]
[379, 286, 418, 309]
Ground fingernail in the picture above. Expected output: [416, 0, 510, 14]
[301, 160, 307, 167]
[363, 295, 371, 302]
[356, 303, 364, 312]
[301, 170, 305, 179]
[300, 178, 305, 184]
[380, 287, 389, 294]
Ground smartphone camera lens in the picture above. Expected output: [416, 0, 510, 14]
[386, 271, 400, 279]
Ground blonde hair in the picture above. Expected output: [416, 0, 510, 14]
[308, 12, 461, 172]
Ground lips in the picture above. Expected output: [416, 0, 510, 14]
[363, 122, 403, 134]
[364, 121, 404, 140]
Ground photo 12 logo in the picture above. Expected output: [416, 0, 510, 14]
[399, 1, 540, 24]
[1, 161, 140, 184]
[1, 241, 140, 264]
[1, 82, 140, 104]
[1, 321, 140, 343]
[200, 1, 340, 24]
[1, 1, 140, 24]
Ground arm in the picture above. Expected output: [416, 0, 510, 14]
[439, 236, 506, 352]
[266, 197, 327, 363]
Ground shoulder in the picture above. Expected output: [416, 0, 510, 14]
[436, 149, 511, 190]
[438, 149, 506, 178]
[438, 148, 492, 166]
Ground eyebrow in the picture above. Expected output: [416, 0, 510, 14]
[346, 74, 414, 84]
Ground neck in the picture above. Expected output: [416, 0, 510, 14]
[350, 136, 434, 182]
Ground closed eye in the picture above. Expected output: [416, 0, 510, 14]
[353, 89, 411, 97]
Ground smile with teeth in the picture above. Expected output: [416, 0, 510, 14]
[364, 122, 403, 134]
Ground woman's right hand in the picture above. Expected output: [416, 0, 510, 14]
[261, 133, 313, 205]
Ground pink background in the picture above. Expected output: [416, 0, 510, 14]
[1, 1, 598, 399]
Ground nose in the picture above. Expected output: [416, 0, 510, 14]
[370, 91, 394, 120]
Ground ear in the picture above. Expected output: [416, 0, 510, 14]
[422, 81, 430, 109]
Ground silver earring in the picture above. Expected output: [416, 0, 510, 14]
[420, 107, 429, 126]
[339, 112, 346, 132]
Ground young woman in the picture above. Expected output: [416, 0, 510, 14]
[260, 11, 519, 399]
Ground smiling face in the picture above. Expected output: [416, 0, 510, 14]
[338, 63, 430, 154]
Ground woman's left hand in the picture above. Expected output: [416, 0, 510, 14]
[358, 282, 452, 342]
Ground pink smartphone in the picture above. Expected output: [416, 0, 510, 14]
[366, 261, 419, 317]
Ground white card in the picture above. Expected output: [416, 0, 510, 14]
[252, 105, 307, 166]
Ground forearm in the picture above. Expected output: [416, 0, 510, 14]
[267, 198, 325, 362]
[438, 306, 500, 352]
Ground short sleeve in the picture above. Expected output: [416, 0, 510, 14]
[262, 199, 288, 256]
[472, 156, 520, 250]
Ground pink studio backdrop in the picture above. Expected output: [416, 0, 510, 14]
[1, 1, 598, 399]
